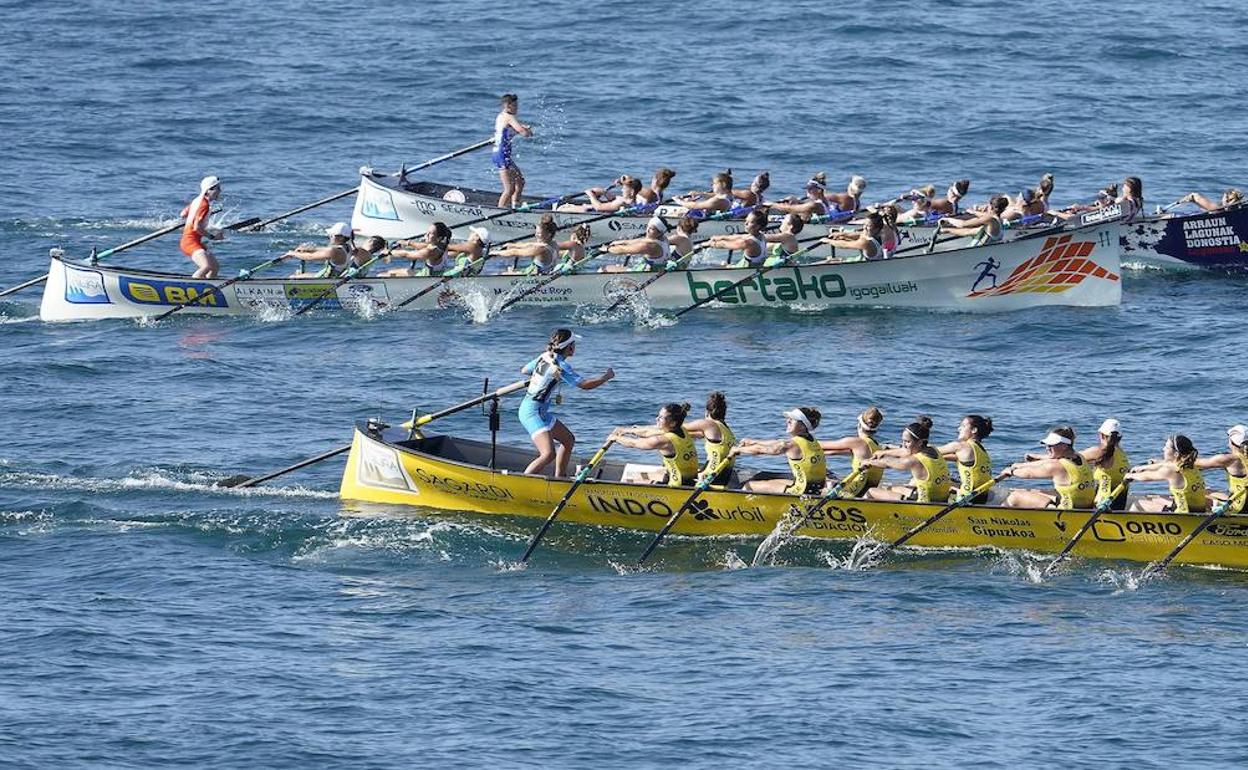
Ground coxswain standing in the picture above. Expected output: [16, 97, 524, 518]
[519, 329, 614, 477]
[493, 93, 534, 208]
[181, 176, 225, 278]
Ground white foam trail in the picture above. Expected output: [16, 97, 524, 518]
[0, 469, 336, 499]
[720, 550, 748, 570]
[0, 314, 39, 324]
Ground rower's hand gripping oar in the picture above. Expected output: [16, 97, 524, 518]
[383, 251, 493, 312]
[219, 379, 526, 488]
[1042, 482, 1126, 577]
[861, 471, 1010, 565]
[151, 251, 294, 321]
[291, 249, 393, 317]
[519, 437, 616, 563]
[1139, 486, 1248, 579]
[751, 466, 866, 567]
[637, 456, 734, 565]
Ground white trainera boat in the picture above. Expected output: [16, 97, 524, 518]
[39, 222, 1121, 321]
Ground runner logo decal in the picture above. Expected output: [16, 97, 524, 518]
[967, 235, 1119, 298]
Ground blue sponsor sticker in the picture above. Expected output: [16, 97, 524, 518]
[63, 264, 110, 304]
[119, 276, 227, 307]
[359, 184, 400, 221]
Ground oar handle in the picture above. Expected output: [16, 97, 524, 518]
[520, 437, 616, 563]
[410, 380, 527, 427]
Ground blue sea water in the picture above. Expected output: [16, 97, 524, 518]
[4, 1, 1248, 767]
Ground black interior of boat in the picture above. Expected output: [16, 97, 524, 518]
[393, 179, 546, 207]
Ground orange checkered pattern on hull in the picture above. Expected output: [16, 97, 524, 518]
[969, 235, 1120, 297]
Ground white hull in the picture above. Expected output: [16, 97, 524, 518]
[39, 224, 1121, 322]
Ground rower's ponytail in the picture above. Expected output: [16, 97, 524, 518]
[905, 416, 933, 444]
[678, 216, 699, 235]
[571, 224, 592, 243]
[706, 391, 727, 421]
[859, 406, 883, 433]
[546, 328, 574, 353]
[1096, 431, 1122, 469]
[432, 221, 452, 246]
[785, 213, 805, 234]
[1171, 434, 1198, 469]
[967, 414, 993, 439]
[663, 402, 691, 427]
[799, 407, 822, 430]
[538, 214, 557, 240]
[754, 172, 771, 195]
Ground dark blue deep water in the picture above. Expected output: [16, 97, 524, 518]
[4, 1, 1248, 767]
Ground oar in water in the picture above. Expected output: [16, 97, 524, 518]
[750, 467, 866, 567]
[519, 437, 616, 563]
[219, 379, 527, 488]
[291, 250, 394, 317]
[0, 215, 260, 300]
[637, 456, 733, 565]
[1042, 482, 1126, 577]
[382, 252, 492, 312]
[1139, 487, 1248, 579]
[860, 472, 1010, 565]
[151, 251, 295, 321]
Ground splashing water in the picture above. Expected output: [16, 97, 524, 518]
[720, 550, 748, 570]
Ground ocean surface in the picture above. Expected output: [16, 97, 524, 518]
[4, 1, 1248, 767]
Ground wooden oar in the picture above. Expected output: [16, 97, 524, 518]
[519, 437, 616, 563]
[637, 456, 733, 565]
[1042, 482, 1126, 577]
[220, 379, 526, 488]
[0, 215, 260, 300]
[1139, 487, 1248, 579]
[151, 251, 294, 321]
[862, 471, 1009, 565]
[291, 250, 392, 317]
[750, 467, 865, 567]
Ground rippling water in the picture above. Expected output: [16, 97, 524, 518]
[4, 1, 1248, 766]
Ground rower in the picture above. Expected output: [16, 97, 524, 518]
[1125, 434, 1207, 513]
[896, 191, 936, 226]
[818, 406, 886, 498]
[563, 176, 644, 213]
[703, 209, 769, 267]
[637, 167, 677, 205]
[493, 93, 534, 208]
[730, 172, 771, 209]
[1003, 188, 1046, 223]
[732, 407, 827, 495]
[610, 402, 701, 487]
[616, 391, 737, 487]
[556, 224, 593, 270]
[1047, 183, 1119, 220]
[674, 172, 735, 215]
[1036, 173, 1055, 209]
[935, 415, 994, 504]
[666, 217, 699, 265]
[822, 212, 885, 261]
[1116, 176, 1145, 222]
[863, 417, 952, 503]
[763, 213, 804, 265]
[1197, 424, 1248, 512]
[444, 226, 491, 276]
[285, 221, 355, 278]
[600, 217, 671, 272]
[1001, 426, 1095, 509]
[518, 329, 615, 477]
[930, 179, 971, 216]
[350, 235, 388, 277]
[934, 195, 1008, 245]
[767, 173, 834, 221]
[1178, 188, 1244, 213]
[826, 175, 867, 214]
[1079, 418, 1130, 510]
[379, 222, 452, 277]
[877, 204, 901, 258]
[495, 215, 562, 275]
[181, 175, 225, 278]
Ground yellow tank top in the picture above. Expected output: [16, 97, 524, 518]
[660, 429, 700, 487]
[1168, 466, 1207, 513]
[702, 418, 736, 476]
[1228, 471, 1248, 513]
[957, 441, 992, 497]
[1092, 446, 1129, 505]
[843, 434, 883, 497]
[1055, 456, 1096, 508]
[787, 434, 827, 493]
[913, 450, 952, 503]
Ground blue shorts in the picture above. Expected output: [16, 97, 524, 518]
[518, 398, 556, 437]
[491, 146, 515, 170]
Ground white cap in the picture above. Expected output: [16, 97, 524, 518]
[326, 222, 353, 239]
[783, 408, 813, 432]
[1040, 432, 1073, 447]
[200, 175, 221, 193]
[1228, 424, 1248, 447]
[468, 226, 491, 244]
[1098, 418, 1121, 436]
[647, 216, 668, 233]
[849, 175, 868, 195]
[552, 332, 582, 351]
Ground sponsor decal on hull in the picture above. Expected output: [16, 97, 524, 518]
[967, 234, 1119, 297]
[357, 440, 417, 492]
[63, 264, 110, 304]
[119, 276, 226, 307]
[359, 183, 400, 221]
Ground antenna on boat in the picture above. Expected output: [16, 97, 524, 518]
[481, 378, 500, 468]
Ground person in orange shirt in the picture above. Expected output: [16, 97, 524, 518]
[181, 176, 224, 278]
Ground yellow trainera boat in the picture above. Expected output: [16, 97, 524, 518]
[340, 422, 1248, 569]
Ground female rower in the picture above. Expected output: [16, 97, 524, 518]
[935, 195, 1008, 245]
[896, 192, 935, 226]
[380, 222, 452, 277]
[181, 175, 225, 278]
[730, 172, 771, 209]
[1036, 173, 1055, 208]
[1001, 426, 1095, 509]
[519, 329, 615, 477]
[493, 93, 534, 208]
[1125, 434, 1207, 513]
[610, 403, 702, 488]
[565, 177, 644, 213]
[637, 167, 677, 205]
[877, 205, 901, 258]
[763, 213, 804, 265]
[1079, 418, 1130, 510]
[495, 215, 561, 275]
[1003, 188, 1046, 223]
[1179, 188, 1244, 212]
[825, 175, 867, 214]
[929, 179, 971, 216]
[615, 391, 737, 486]
[444, 226, 491, 276]
[285, 222, 355, 278]
[1117, 176, 1145, 222]
[556, 224, 593, 270]
[935, 415, 994, 504]
[674, 172, 735, 215]
[767, 173, 834, 221]
[863, 417, 952, 503]
[821, 212, 884, 261]
[666, 217, 699, 265]
[350, 235, 388, 278]
[818, 406, 886, 498]
[601, 217, 671, 272]
[703, 209, 769, 267]
[1197, 425, 1248, 512]
[731, 407, 827, 495]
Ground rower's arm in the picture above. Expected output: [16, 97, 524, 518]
[1004, 459, 1056, 480]
[607, 240, 651, 255]
[732, 438, 789, 457]
[705, 234, 754, 251]
[1125, 465, 1175, 483]
[1189, 193, 1219, 212]
[495, 243, 545, 258]
[863, 455, 913, 472]
[818, 437, 859, 455]
[288, 245, 343, 262]
[1197, 454, 1233, 470]
[680, 418, 711, 439]
[610, 432, 670, 451]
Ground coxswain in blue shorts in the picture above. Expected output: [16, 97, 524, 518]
[493, 93, 534, 209]
[519, 329, 615, 477]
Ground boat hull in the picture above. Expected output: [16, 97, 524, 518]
[340, 427, 1248, 569]
[1119, 206, 1248, 269]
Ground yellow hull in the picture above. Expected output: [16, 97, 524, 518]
[339, 427, 1248, 569]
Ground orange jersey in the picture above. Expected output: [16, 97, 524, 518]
[179, 195, 211, 256]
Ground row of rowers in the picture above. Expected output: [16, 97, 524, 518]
[608, 397, 1248, 514]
